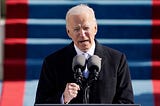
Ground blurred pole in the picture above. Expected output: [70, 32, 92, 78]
[0, 0, 5, 80]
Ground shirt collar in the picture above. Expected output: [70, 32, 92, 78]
[74, 41, 95, 56]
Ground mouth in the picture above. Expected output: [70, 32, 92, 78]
[79, 40, 89, 43]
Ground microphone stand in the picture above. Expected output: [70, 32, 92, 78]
[74, 68, 84, 89]
[83, 70, 99, 103]
[83, 83, 90, 103]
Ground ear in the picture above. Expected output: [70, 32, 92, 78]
[94, 25, 98, 35]
[66, 28, 70, 34]
[66, 28, 72, 38]
[67, 30, 70, 34]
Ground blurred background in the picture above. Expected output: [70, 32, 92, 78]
[0, 0, 160, 106]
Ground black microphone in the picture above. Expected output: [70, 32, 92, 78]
[72, 55, 86, 87]
[87, 55, 101, 81]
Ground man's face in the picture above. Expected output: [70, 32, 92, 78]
[66, 12, 97, 52]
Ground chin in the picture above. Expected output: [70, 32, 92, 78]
[79, 45, 91, 52]
[81, 48, 89, 52]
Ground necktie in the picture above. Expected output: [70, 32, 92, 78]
[83, 53, 89, 59]
[82, 53, 90, 78]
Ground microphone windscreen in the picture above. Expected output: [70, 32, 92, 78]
[72, 55, 86, 71]
[87, 55, 101, 72]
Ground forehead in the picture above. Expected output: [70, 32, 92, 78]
[68, 13, 94, 26]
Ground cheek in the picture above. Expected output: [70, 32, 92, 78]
[70, 34, 78, 41]
[68, 32, 76, 39]
[88, 31, 96, 39]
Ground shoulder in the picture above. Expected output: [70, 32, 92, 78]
[96, 42, 127, 63]
[102, 45, 123, 57]
[44, 43, 74, 63]
[96, 41, 124, 57]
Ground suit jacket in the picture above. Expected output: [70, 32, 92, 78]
[35, 40, 134, 104]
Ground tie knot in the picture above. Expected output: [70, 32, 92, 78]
[82, 53, 89, 59]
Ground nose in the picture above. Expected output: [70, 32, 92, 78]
[79, 29, 86, 37]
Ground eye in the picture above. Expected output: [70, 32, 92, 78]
[84, 27, 90, 31]
[74, 28, 80, 32]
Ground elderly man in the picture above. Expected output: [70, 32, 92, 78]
[35, 4, 134, 104]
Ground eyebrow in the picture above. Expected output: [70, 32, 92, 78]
[73, 24, 90, 28]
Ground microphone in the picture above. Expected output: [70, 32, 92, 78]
[72, 55, 86, 87]
[82, 55, 101, 103]
[87, 55, 101, 81]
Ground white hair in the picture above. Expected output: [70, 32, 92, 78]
[65, 4, 96, 27]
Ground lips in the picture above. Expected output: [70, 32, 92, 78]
[79, 40, 89, 43]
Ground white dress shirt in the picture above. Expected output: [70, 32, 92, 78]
[74, 42, 95, 58]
